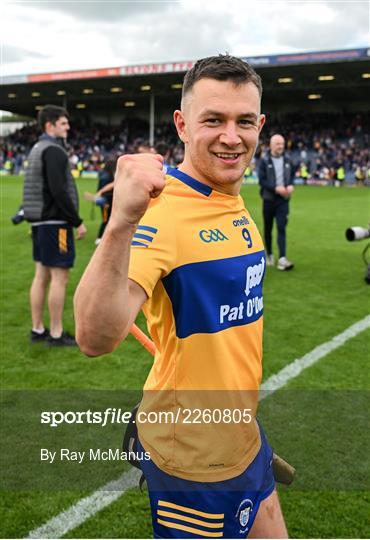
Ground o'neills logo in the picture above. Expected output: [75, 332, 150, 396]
[233, 216, 250, 227]
[245, 256, 265, 297]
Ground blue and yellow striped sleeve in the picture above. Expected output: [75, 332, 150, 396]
[128, 195, 176, 299]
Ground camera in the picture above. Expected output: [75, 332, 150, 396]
[346, 225, 370, 284]
[11, 205, 25, 225]
[345, 226, 370, 242]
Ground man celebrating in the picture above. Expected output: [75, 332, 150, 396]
[75, 56, 288, 538]
[24, 105, 86, 346]
[258, 134, 295, 270]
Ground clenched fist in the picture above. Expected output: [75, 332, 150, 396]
[275, 185, 294, 199]
[110, 153, 165, 228]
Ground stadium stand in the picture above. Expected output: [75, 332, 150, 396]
[1, 48, 368, 183]
[1, 112, 369, 185]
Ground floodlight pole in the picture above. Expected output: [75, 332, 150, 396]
[149, 92, 155, 147]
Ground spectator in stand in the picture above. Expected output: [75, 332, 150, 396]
[299, 162, 309, 184]
[258, 134, 295, 271]
[172, 143, 184, 164]
[355, 165, 365, 186]
[334, 160, 346, 187]
[2, 112, 369, 181]
[136, 141, 154, 154]
[155, 141, 171, 172]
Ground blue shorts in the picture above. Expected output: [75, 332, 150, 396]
[138, 425, 275, 538]
[32, 224, 75, 268]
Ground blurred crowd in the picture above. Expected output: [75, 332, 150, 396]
[257, 112, 369, 185]
[1, 112, 369, 185]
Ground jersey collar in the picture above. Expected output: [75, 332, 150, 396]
[167, 167, 212, 197]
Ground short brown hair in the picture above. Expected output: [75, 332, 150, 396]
[182, 54, 262, 99]
[38, 105, 69, 131]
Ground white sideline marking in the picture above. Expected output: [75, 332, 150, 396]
[260, 314, 370, 398]
[27, 315, 370, 539]
[27, 468, 141, 539]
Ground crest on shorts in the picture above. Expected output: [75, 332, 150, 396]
[236, 498, 253, 533]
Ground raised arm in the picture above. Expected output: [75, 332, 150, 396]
[74, 153, 165, 356]
[98, 181, 115, 196]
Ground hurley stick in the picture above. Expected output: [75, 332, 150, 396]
[129, 323, 296, 485]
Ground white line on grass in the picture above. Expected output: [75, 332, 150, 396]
[260, 314, 370, 398]
[27, 314, 370, 539]
[27, 468, 141, 539]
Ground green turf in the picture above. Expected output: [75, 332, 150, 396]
[1, 175, 151, 390]
[1, 176, 369, 538]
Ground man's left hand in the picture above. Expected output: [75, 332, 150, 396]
[76, 223, 87, 239]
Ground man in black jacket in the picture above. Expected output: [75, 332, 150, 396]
[258, 134, 295, 270]
[24, 105, 87, 346]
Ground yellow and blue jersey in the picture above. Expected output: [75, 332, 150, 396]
[129, 167, 266, 481]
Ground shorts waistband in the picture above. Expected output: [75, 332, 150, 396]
[32, 220, 68, 226]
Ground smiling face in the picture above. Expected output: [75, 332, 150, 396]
[174, 78, 265, 195]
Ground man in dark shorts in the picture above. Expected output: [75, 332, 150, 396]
[75, 55, 288, 537]
[23, 105, 87, 346]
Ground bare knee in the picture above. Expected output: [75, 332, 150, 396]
[50, 267, 70, 287]
[33, 263, 51, 286]
[249, 489, 288, 539]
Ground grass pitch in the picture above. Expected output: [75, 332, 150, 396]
[1, 176, 369, 538]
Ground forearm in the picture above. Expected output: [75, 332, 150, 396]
[75, 152, 165, 356]
[99, 182, 114, 195]
[74, 220, 136, 356]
